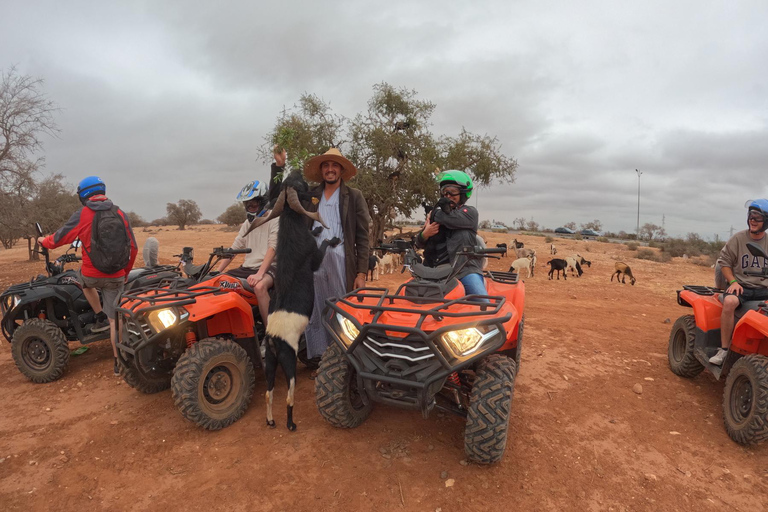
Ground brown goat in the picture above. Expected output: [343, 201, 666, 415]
[611, 261, 636, 285]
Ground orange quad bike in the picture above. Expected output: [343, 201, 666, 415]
[116, 244, 323, 430]
[315, 240, 524, 464]
[116, 246, 263, 430]
[668, 242, 768, 445]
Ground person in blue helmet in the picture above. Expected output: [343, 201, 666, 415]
[710, 199, 768, 365]
[415, 170, 488, 298]
[215, 149, 285, 327]
[38, 176, 137, 375]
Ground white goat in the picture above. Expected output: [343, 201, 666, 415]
[509, 256, 534, 278]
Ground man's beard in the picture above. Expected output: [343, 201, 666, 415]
[324, 176, 340, 185]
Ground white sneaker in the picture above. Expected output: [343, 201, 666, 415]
[709, 348, 727, 365]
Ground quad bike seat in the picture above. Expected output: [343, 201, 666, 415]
[735, 300, 767, 320]
[411, 263, 452, 281]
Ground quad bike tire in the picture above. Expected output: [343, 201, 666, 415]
[667, 315, 705, 378]
[722, 354, 768, 445]
[171, 338, 255, 430]
[11, 318, 70, 383]
[119, 348, 172, 394]
[315, 344, 372, 428]
[464, 353, 517, 464]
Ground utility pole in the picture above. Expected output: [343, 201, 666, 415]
[635, 169, 643, 235]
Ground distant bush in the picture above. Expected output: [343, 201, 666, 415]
[626, 242, 639, 251]
[573, 233, 583, 240]
[198, 219, 215, 225]
[648, 240, 663, 249]
[521, 231, 546, 237]
[544, 236, 554, 243]
[636, 248, 671, 263]
[596, 236, 609, 242]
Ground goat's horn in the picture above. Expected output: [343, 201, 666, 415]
[287, 188, 328, 229]
[243, 190, 285, 236]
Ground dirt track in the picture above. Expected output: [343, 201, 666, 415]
[1, 226, 766, 511]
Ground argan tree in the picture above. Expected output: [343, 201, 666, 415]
[167, 199, 202, 230]
[264, 83, 518, 244]
[217, 203, 246, 226]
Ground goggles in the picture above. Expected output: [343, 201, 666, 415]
[440, 185, 461, 198]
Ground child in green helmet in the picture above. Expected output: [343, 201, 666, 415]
[415, 170, 488, 298]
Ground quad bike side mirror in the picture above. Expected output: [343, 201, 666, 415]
[70, 239, 82, 250]
[746, 242, 768, 260]
[35, 222, 43, 237]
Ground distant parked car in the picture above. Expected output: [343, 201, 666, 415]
[580, 229, 601, 237]
[555, 227, 575, 234]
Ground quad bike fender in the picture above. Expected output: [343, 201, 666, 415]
[486, 279, 524, 348]
[184, 293, 255, 339]
[1, 287, 86, 342]
[731, 310, 768, 357]
[678, 289, 721, 332]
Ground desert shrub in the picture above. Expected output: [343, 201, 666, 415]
[625, 242, 639, 251]
[636, 248, 671, 263]
[648, 240, 662, 249]
[521, 231, 546, 237]
[544, 236, 554, 243]
[198, 219, 215, 225]
[573, 233, 583, 240]
[596, 236, 609, 242]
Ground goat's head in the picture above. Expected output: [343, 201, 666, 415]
[245, 170, 327, 234]
[630, 276, 636, 286]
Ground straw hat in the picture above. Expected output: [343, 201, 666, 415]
[303, 148, 358, 183]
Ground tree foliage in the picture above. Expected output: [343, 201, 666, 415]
[264, 83, 518, 244]
[125, 211, 147, 228]
[580, 219, 602, 231]
[639, 222, 667, 241]
[166, 199, 202, 230]
[217, 203, 246, 226]
[0, 67, 59, 249]
[563, 221, 577, 230]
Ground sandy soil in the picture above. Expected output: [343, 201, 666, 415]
[1, 225, 766, 511]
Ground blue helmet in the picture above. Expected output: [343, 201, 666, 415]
[236, 180, 268, 221]
[77, 176, 106, 203]
[745, 199, 768, 233]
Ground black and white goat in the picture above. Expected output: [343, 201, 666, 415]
[246, 169, 339, 431]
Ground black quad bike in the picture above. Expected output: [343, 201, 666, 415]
[668, 241, 768, 444]
[0, 223, 180, 383]
[315, 241, 524, 464]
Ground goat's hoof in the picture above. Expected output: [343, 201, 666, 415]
[266, 419, 276, 428]
[287, 422, 297, 432]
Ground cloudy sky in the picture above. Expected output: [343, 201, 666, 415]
[3, 0, 767, 238]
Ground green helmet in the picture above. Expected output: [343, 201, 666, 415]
[437, 170, 474, 202]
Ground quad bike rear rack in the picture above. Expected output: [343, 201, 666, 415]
[677, 285, 725, 307]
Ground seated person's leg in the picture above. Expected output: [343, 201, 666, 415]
[254, 273, 274, 327]
[459, 272, 489, 301]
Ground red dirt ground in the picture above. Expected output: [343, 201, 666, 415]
[1, 226, 766, 511]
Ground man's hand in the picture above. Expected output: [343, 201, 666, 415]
[354, 273, 366, 289]
[273, 145, 287, 167]
[247, 273, 264, 288]
[727, 281, 744, 295]
[421, 217, 440, 240]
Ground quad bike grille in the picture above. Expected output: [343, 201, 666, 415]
[362, 334, 435, 363]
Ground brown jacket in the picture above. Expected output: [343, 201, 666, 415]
[307, 180, 371, 292]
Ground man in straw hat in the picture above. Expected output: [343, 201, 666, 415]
[303, 147, 371, 370]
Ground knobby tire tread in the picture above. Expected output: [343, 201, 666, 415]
[464, 354, 517, 464]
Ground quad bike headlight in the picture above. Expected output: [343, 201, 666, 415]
[146, 307, 187, 332]
[440, 326, 500, 358]
[2, 294, 21, 313]
[337, 313, 360, 346]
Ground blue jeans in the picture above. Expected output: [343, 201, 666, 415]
[459, 273, 489, 302]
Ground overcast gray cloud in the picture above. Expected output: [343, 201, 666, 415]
[2, 0, 767, 239]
